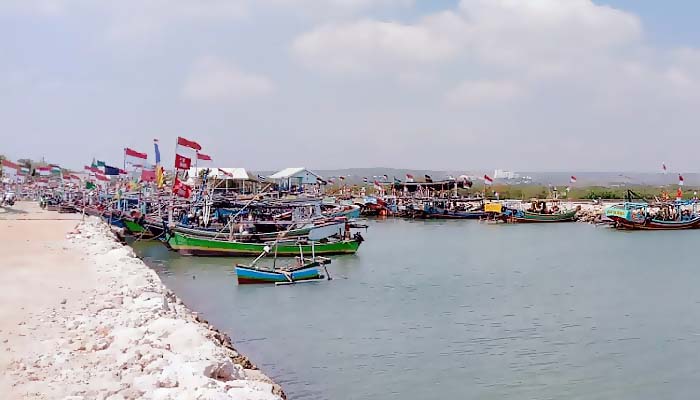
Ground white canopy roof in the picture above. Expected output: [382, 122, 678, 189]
[268, 167, 322, 182]
[187, 167, 257, 183]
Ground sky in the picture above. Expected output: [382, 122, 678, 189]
[2, 0, 700, 173]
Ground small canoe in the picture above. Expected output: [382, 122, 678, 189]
[235, 263, 325, 284]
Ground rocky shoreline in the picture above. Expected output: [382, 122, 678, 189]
[6, 217, 285, 400]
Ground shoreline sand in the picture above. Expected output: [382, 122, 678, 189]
[0, 202, 285, 400]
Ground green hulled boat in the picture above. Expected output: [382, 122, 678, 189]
[123, 218, 148, 234]
[166, 231, 363, 256]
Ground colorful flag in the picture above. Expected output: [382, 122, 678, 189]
[219, 169, 233, 178]
[104, 165, 121, 176]
[156, 165, 165, 188]
[174, 154, 191, 170]
[140, 169, 156, 182]
[483, 175, 493, 185]
[679, 174, 684, 186]
[570, 176, 577, 183]
[177, 136, 202, 151]
[20, 166, 30, 175]
[153, 139, 161, 165]
[85, 181, 96, 190]
[172, 176, 192, 198]
[50, 165, 61, 174]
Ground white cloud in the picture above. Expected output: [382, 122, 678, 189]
[446, 79, 523, 107]
[291, 19, 457, 74]
[182, 57, 274, 102]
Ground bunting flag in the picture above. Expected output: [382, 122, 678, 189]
[570, 176, 577, 183]
[483, 175, 493, 185]
[679, 174, 684, 186]
[154, 139, 161, 165]
[405, 173, 414, 182]
[172, 176, 192, 198]
[125, 147, 148, 168]
[84, 165, 101, 174]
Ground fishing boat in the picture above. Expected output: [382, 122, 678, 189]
[416, 198, 486, 219]
[167, 231, 363, 256]
[605, 201, 700, 230]
[494, 199, 579, 223]
[235, 243, 332, 285]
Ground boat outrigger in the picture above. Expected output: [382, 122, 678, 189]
[235, 242, 332, 285]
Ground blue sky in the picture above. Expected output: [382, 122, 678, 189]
[1, 1, 700, 172]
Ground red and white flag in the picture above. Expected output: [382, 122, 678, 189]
[177, 136, 202, 151]
[405, 173, 414, 182]
[219, 169, 233, 178]
[174, 136, 202, 170]
[37, 166, 52, 176]
[570, 176, 577, 183]
[172, 176, 192, 198]
[125, 147, 148, 168]
[483, 175, 493, 185]
[679, 174, 684, 186]
[196, 152, 213, 167]
[95, 172, 110, 182]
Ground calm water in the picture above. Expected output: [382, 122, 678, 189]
[132, 220, 700, 399]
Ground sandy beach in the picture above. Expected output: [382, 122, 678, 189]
[0, 202, 284, 400]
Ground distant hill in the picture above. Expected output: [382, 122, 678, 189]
[256, 167, 692, 187]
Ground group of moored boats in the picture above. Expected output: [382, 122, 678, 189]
[44, 186, 700, 286]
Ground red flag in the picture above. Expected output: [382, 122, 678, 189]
[125, 148, 147, 159]
[219, 169, 233, 177]
[1, 159, 19, 170]
[484, 175, 493, 184]
[95, 173, 109, 181]
[177, 136, 202, 151]
[172, 177, 192, 198]
[174, 154, 192, 170]
[140, 169, 156, 182]
[196, 153, 212, 161]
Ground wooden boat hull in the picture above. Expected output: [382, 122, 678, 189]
[235, 265, 322, 284]
[512, 210, 577, 223]
[419, 211, 486, 219]
[173, 224, 314, 242]
[609, 216, 700, 230]
[167, 232, 361, 256]
[123, 219, 157, 238]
